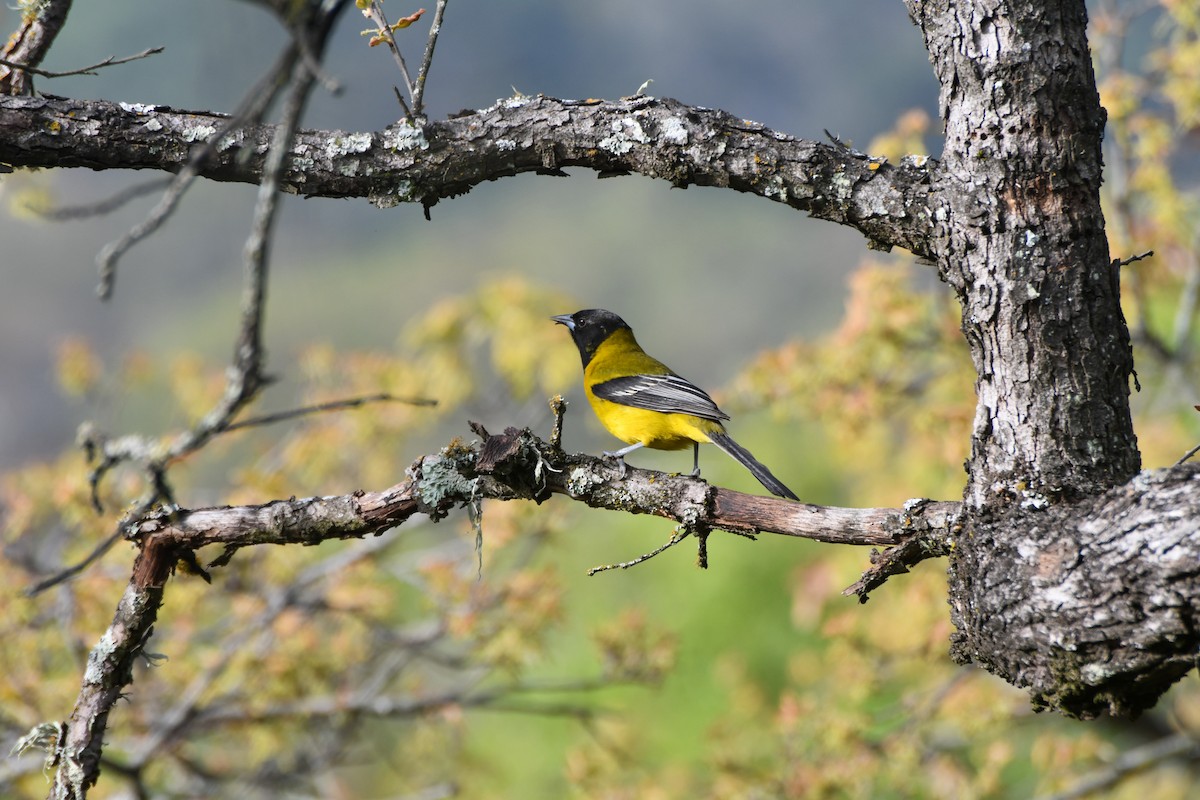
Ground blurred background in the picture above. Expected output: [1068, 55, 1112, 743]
[4, 1, 1200, 798]
[0, 0, 938, 469]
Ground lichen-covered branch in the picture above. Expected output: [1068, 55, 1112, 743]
[0, 93, 934, 256]
[51, 578, 163, 800]
[47, 423, 1200, 798]
[43, 423, 956, 797]
[129, 426, 957, 592]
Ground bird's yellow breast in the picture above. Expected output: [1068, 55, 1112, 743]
[583, 329, 719, 450]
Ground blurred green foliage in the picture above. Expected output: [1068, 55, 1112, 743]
[4, 2, 1200, 799]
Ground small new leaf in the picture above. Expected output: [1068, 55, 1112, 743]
[392, 8, 426, 30]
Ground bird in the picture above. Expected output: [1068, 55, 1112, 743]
[551, 308, 799, 500]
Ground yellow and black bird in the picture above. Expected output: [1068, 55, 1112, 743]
[552, 309, 799, 500]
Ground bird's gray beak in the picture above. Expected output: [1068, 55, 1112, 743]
[550, 314, 575, 330]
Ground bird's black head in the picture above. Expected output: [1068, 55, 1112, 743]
[551, 308, 631, 367]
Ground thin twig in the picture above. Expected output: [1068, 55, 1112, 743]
[588, 528, 691, 575]
[151, 21, 327, 459]
[411, 0, 449, 117]
[25, 470, 175, 596]
[52, 10, 344, 595]
[1113, 249, 1154, 269]
[1174, 430, 1200, 468]
[843, 499, 956, 602]
[36, 178, 171, 221]
[0, 46, 163, 79]
[0, 0, 73, 95]
[362, 3, 419, 113]
[24, 527, 126, 597]
[392, 83, 414, 119]
[129, 534, 400, 767]
[223, 392, 437, 432]
[95, 41, 300, 298]
[288, 28, 342, 95]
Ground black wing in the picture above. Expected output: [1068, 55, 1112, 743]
[592, 374, 729, 421]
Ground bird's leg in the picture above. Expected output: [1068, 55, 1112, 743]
[603, 441, 644, 479]
[690, 442, 701, 478]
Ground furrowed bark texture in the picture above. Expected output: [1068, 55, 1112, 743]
[910, 0, 1140, 503]
[906, 0, 1171, 717]
[952, 467, 1200, 719]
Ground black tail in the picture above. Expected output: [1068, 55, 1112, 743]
[709, 430, 799, 501]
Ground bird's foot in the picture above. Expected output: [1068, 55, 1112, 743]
[602, 450, 629, 478]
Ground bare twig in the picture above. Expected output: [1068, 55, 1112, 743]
[1174, 426, 1200, 467]
[93, 34, 308, 299]
[284, 22, 342, 95]
[23, 526, 125, 597]
[37, 178, 172, 221]
[91, 1, 350, 296]
[842, 498, 958, 601]
[37, 6, 349, 601]
[0, 46, 163, 79]
[361, 2, 421, 117]
[411, 0, 449, 116]
[223, 392, 437, 432]
[391, 83, 413, 118]
[1113, 250, 1154, 269]
[128, 534, 400, 767]
[228, 49, 318, 391]
[587, 527, 692, 576]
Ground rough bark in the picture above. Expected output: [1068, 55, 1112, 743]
[3, 8, 1194, 790]
[902, 0, 1165, 717]
[0, 93, 934, 255]
[908, 0, 1140, 504]
[950, 466, 1200, 718]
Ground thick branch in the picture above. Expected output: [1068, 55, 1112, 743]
[902, 0, 1150, 719]
[0, 93, 934, 255]
[128, 426, 956, 590]
[949, 466, 1200, 719]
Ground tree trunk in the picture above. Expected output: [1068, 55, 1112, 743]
[906, 0, 1188, 717]
[909, 0, 1140, 504]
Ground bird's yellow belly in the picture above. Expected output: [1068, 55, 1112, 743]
[586, 394, 713, 451]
